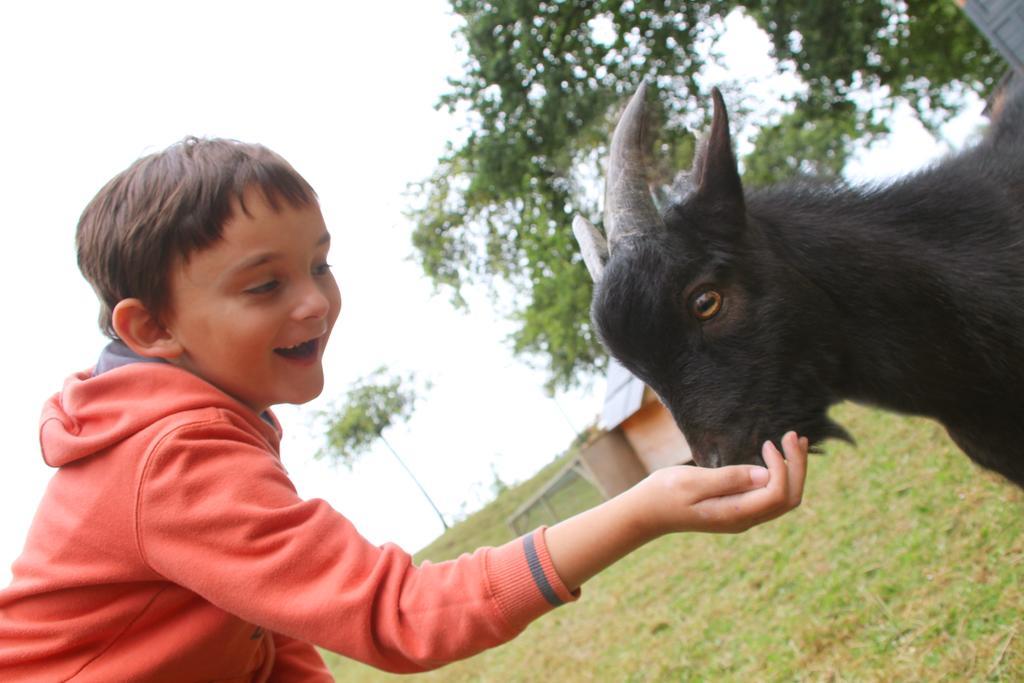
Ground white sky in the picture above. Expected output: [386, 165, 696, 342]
[0, 3, 985, 587]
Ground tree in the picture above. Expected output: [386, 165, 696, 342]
[318, 367, 449, 530]
[409, 0, 1003, 390]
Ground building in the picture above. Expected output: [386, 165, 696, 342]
[577, 359, 691, 498]
[959, 0, 1024, 73]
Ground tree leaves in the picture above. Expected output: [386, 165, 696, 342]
[317, 368, 450, 528]
[317, 367, 419, 467]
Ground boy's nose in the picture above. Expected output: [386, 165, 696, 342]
[293, 281, 331, 320]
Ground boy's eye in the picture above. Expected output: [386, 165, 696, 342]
[313, 262, 333, 277]
[245, 280, 279, 295]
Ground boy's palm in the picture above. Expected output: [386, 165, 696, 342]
[639, 432, 808, 535]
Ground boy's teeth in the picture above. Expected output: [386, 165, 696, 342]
[275, 338, 317, 358]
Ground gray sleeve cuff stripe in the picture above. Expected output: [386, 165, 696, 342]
[523, 532, 564, 607]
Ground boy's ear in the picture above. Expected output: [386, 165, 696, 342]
[110, 298, 183, 360]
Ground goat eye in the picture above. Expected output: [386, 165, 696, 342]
[690, 290, 722, 320]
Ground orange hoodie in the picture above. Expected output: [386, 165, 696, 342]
[0, 356, 576, 681]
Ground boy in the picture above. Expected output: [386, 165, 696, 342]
[0, 137, 808, 680]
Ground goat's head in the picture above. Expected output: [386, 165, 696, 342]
[575, 83, 850, 467]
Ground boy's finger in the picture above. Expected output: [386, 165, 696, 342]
[695, 432, 810, 530]
[703, 440, 789, 514]
[745, 437, 792, 519]
[761, 437, 790, 498]
[780, 432, 809, 506]
[687, 464, 770, 501]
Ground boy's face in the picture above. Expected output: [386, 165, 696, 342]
[162, 188, 341, 413]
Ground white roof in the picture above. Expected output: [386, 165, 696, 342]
[962, 1, 1024, 73]
[599, 357, 647, 430]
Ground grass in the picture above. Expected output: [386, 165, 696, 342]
[324, 403, 1024, 681]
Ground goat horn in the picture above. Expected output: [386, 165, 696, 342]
[605, 81, 664, 250]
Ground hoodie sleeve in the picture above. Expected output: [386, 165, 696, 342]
[134, 411, 576, 673]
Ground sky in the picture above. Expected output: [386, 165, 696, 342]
[0, 2, 985, 588]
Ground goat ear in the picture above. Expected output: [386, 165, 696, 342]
[693, 88, 745, 219]
[572, 215, 608, 283]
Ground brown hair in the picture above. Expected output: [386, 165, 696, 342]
[76, 136, 317, 338]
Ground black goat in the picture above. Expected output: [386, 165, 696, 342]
[573, 79, 1024, 487]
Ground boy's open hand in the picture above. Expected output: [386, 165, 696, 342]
[545, 431, 808, 592]
[634, 431, 808, 536]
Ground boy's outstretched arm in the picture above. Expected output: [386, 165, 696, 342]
[545, 431, 809, 592]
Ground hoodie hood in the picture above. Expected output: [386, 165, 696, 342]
[40, 344, 281, 467]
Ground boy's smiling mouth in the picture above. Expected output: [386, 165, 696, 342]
[274, 337, 320, 361]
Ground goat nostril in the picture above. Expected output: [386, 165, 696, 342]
[693, 442, 723, 468]
[706, 448, 722, 469]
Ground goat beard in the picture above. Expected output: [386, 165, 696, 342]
[806, 418, 854, 454]
[697, 413, 853, 467]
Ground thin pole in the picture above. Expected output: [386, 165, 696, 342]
[379, 433, 449, 530]
[551, 396, 583, 441]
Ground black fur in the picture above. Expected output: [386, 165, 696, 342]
[592, 80, 1024, 487]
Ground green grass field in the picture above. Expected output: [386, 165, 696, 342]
[325, 402, 1023, 681]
